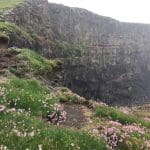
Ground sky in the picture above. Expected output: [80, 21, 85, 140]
[48, 0, 150, 24]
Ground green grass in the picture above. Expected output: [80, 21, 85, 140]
[0, 76, 107, 149]
[50, 40, 83, 58]
[15, 48, 61, 75]
[56, 88, 86, 104]
[0, 77, 59, 116]
[0, 112, 107, 150]
[0, 32, 9, 39]
[0, 22, 34, 47]
[95, 106, 150, 128]
[0, 0, 24, 9]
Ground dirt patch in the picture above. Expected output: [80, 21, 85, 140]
[62, 104, 92, 129]
[0, 77, 8, 84]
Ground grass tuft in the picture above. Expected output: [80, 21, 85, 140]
[0, 77, 59, 116]
[95, 106, 150, 128]
[16, 48, 62, 75]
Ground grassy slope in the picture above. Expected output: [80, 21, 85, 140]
[0, 22, 34, 48]
[94, 105, 150, 149]
[0, 48, 107, 150]
[0, 112, 106, 150]
[0, 78, 107, 150]
[0, 47, 149, 149]
[0, 22, 31, 40]
[95, 106, 150, 128]
[0, 0, 24, 9]
[1, 77, 59, 116]
[13, 48, 62, 75]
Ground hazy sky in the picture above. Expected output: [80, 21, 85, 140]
[48, 0, 150, 24]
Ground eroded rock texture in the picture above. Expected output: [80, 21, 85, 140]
[2, 0, 150, 105]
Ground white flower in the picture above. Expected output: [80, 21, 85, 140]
[28, 131, 35, 137]
[0, 105, 5, 113]
[71, 143, 75, 147]
[38, 144, 42, 150]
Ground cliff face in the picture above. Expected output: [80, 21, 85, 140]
[2, 0, 150, 105]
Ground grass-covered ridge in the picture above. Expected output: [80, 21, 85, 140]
[0, 22, 34, 47]
[95, 105, 150, 128]
[15, 48, 62, 75]
[0, 0, 24, 9]
[0, 77, 59, 116]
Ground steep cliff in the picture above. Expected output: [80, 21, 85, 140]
[1, 0, 150, 105]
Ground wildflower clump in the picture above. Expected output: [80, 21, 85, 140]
[0, 87, 7, 102]
[0, 105, 5, 113]
[47, 103, 67, 125]
[102, 127, 123, 149]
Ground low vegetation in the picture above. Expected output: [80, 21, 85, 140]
[0, 0, 24, 9]
[95, 106, 150, 128]
[0, 76, 107, 150]
[0, 22, 34, 48]
[0, 112, 107, 150]
[0, 19, 149, 149]
[0, 77, 59, 116]
[15, 48, 62, 75]
[50, 40, 83, 58]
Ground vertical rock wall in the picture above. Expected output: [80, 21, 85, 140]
[2, 0, 150, 105]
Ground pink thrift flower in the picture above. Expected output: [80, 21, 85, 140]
[0, 105, 5, 113]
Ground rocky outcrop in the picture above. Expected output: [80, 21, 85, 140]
[1, 0, 150, 105]
[0, 48, 21, 75]
[0, 33, 9, 49]
[47, 2, 150, 105]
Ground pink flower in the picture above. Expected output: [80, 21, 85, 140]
[122, 125, 145, 134]
[0, 105, 5, 113]
[107, 127, 115, 135]
[47, 103, 67, 125]
[144, 117, 150, 122]
[103, 127, 123, 149]
[6, 108, 16, 113]
[145, 141, 150, 148]
[109, 121, 122, 126]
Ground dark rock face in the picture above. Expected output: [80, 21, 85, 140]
[0, 34, 9, 49]
[2, 0, 150, 105]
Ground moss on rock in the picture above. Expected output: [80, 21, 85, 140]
[9, 48, 62, 76]
[0, 22, 35, 48]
